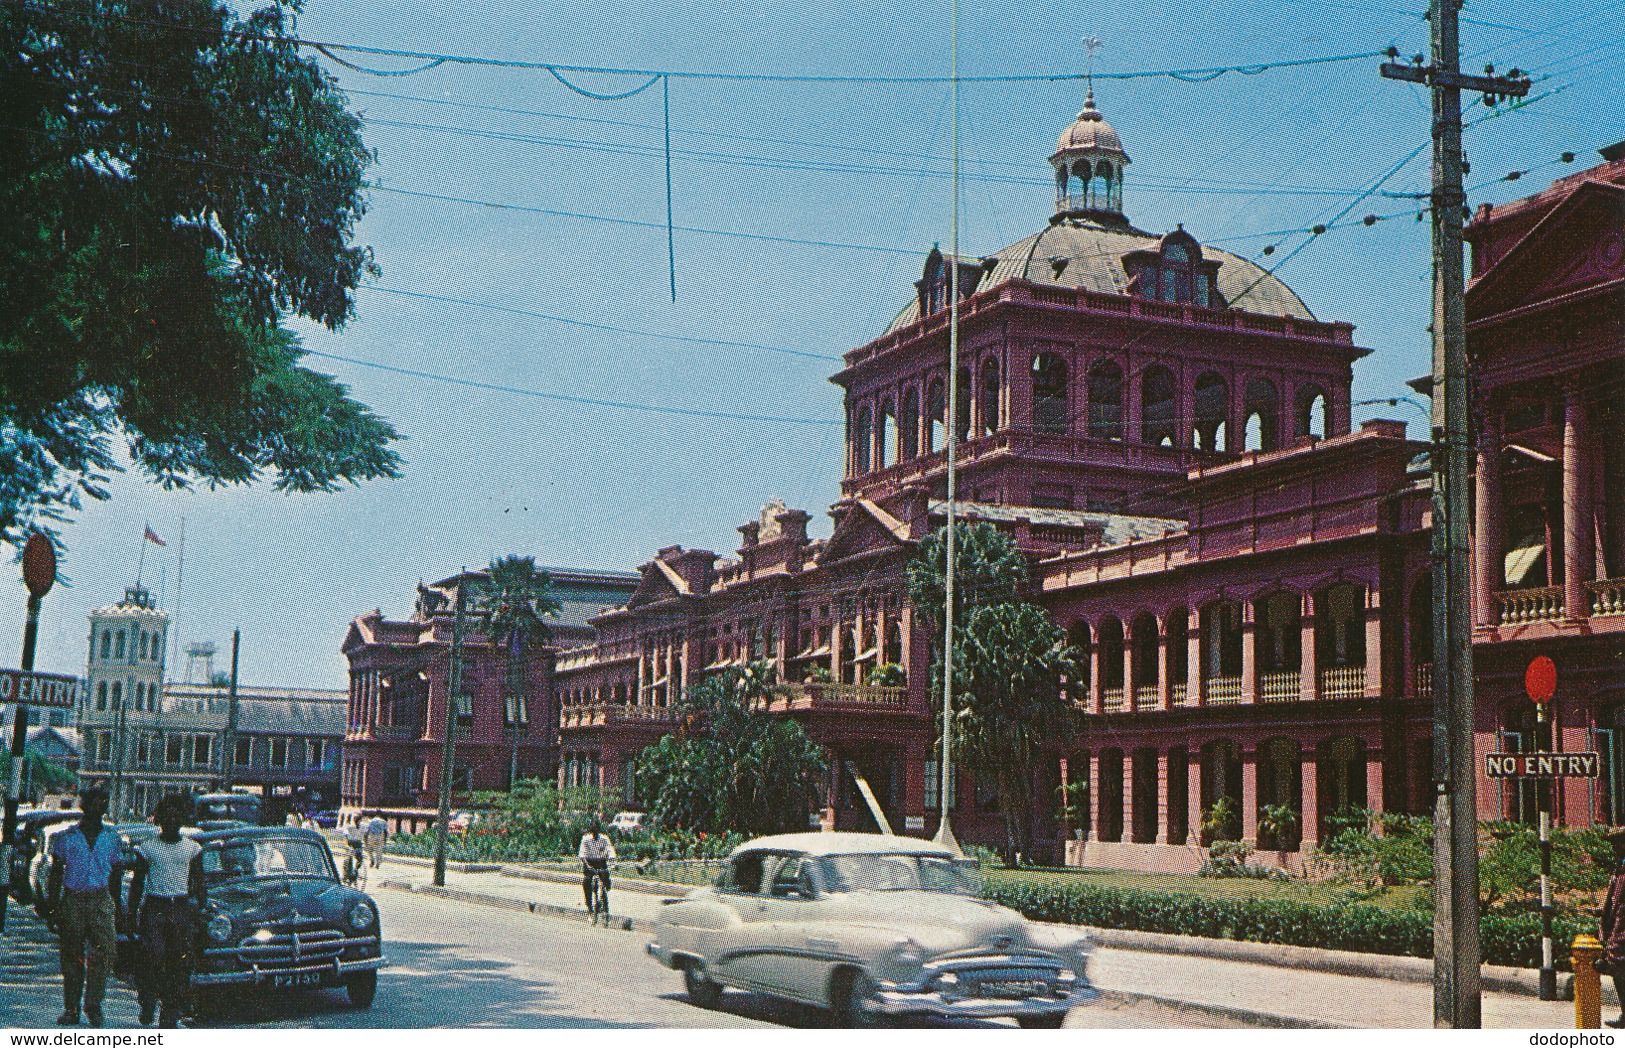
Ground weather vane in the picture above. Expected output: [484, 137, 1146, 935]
[1082, 36, 1103, 101]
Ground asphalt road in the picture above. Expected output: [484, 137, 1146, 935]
[3, 886, 1250, 1029]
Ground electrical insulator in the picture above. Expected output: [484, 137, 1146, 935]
[1506, 171, 1521, 181]
[1363, 215, 1378, 226]
[1562, 152, 1575, 163]
[1311, 225, 1327, 235]
[1262, 245, 1275, 256]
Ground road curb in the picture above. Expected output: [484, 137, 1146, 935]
[500, 864, 691, 897]
[1096, 988, 1351, 1030]
[377, 878, 646, 932]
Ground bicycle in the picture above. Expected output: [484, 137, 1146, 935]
[583, 861, 611, 926]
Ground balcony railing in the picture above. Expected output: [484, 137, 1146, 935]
[560, 703, 682, 729]
[1133, 684, 1158, 710]
[1495, 586, 1565, 624]
[369, 725, 418, 742]
[1415, 662, 1433, 699]
[1101, 686, 1125, 712]
[1590, 578, 1625, 617]
[768, 682, 909, 707]
[1170, 682, 1188, 706]
[1319, 665, 1366, 700]
[1205, 676, 1242, 705]
[1259, 671, 1301, 703]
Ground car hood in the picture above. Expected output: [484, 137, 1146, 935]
[816, 890, 1034, 955]
[208, 877, 361, 924]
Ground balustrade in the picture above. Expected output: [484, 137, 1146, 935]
[1415, 662, 1433, 698]
[1495, 587, 1565, 624]
[1204, 676, 1242, 705]
[1318, 665, 1365, 700]
[1589, 578, 1625, 617]
[1170, 682, 1188, 705]
[1133, 684, 1158, 710]
[1259, 671, 1301, 703]
[1101, 686, 1125, 712]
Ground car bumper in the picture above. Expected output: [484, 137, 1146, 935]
[872, 985, 1095, 1020]
[192, 955, 385, 987]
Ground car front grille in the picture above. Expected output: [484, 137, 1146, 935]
[232, 916, 348, 969]
[950, 965, 1062, 1000]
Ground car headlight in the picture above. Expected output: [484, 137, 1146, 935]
[348, 901, 376, 930]
[207, 913, 233, 943]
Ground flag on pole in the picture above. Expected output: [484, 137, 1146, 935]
[144, 525, 167, 547]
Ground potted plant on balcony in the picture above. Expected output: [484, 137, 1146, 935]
[865, 662, 906, 687]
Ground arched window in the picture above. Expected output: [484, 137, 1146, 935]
[1243, 377, 1279, 452]
[955, 367, 973, 443]
[979, 358, 1000, 436]
[1193, 373, 1228, 451]
[116, 630, 126, 659]
[1067, 621, 1093, 695]
[1087, 361, 1123, 440]
[1297, 384, 1329, 440]
[100, 630, 111, 660]
[899, 388, 919, 460]
[97, 681, 108, 711]
[138, 632, 147, 660]
[1032, 354, 1069, 435]
[926, 378, 945, 453]
[851, 405, 872, 474]
[1141, 366, 1177, 446]
[1131, 613, 1160, 693]
[111, 681, 123, 708]
[879, 399, 897, 469]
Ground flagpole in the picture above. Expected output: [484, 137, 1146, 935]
[170, 518, 186, 671]
[136, 522, 148, 589]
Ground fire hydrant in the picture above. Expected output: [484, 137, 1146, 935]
[1572, 933, 1603, 1029]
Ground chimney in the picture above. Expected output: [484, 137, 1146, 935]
[662, 547, 718, 594]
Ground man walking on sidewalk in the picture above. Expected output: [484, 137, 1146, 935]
[128, 795, 204, 1029]
[363, 814, 389, 870]
[44, 789, 121, 1028]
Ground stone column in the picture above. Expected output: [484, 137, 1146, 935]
[1157, 630, 1172, 710]
[1365, 750, 1386, 817]
[1241, 603, 1258, 704]
[1155, 750, 1171, 844]
[1089, 751, 1104, 841]
[1300, 755, 1320, 852]
[1186, 750, 1204, 845]
[1364, 589, 1383, 700]
[1186, 628, 1203, 707]
[1121, 750, 1135, 844]
[1122, 638, 1135, 711]
[1241, 750, 1259, 845]
[1299, 592, 1319, 702]
[1177, 374, 1196, 450]
[1564, 386, 1594, 619]
[1474, 410, 1505, 626]
[1089, 641, 1103, 715]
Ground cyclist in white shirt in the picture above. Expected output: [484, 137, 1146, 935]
[578, 817, 616, 912]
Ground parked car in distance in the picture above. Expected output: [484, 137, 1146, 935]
[608, 811, 646, 834]
[190, 826, 384, 1011]
[193, 792, 262, 830]
[8, 809, 79, 903]
[310, 810, 339, 830]
[647, 832, 1093, 1027]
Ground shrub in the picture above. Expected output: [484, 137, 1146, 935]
[1315, 809, 1432, 888]
[1199, 840, 1288, 881]
[978, 877, 1588, 970]
[1200, 797, 1240, 844]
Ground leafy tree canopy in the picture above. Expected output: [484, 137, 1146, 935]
[905, 520, 1028, 631]
[1, 0, 401, 550]
[635, 663, 827, 837]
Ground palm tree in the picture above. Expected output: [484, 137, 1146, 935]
[475, 555, 561, 789]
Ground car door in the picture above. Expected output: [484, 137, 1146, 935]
[755, 853, 830, 1002]
[711, 851, 771, 990]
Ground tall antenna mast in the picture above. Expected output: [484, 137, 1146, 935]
[934, 0, 962, 853]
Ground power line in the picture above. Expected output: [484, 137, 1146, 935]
[361, 285, 839, 362]
[302, 349, 841, 426]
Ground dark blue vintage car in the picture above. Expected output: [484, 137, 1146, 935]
[190, 827, 384, 1010]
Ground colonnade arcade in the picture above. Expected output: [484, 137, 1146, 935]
[846, 351, 1347, 480]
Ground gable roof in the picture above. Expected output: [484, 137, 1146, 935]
[819, 498, 916, 565]
[1468, 178, 1625, 323]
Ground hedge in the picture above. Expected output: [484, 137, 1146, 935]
[980, 878, 1592, 970]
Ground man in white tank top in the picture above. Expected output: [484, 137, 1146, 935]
[128, 795, 204, 1028]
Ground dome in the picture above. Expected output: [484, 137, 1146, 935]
[885, 219, 1315, 333]
[1053, 90, 1125, 158]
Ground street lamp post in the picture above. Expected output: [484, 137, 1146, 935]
[433, 573, 468, 888]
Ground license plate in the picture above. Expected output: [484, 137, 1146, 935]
[979, 980, 1049, 998]
[271, 971, 323, 988]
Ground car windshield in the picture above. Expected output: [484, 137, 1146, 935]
[817, 853, 980, 895]
[203, 839, 333, 882]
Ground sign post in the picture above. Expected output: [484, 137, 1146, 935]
[2, 533, 58, 932]
[1527, 656, 1559, 1001]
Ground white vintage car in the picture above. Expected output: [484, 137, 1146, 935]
[647, 832, 1093, 1027]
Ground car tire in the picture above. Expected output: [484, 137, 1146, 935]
[346, 970, 378, 1009]
[1017, 1013, 1067, 1029]
[830, 968, 883, 1028]
[682, 960, 723, 1009]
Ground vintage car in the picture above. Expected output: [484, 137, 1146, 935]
[190, 826, 384, 1010]
[7, 809, 78, 903]
[647, 832, 1093, 1027]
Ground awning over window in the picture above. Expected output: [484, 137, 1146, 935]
[851, 647, 879, 663]
[1504, 544, 1547, 587]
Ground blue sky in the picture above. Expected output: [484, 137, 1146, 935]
[4, 0, 1620, 689]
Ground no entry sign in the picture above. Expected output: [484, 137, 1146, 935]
[0, 668, 81, 708]
[1526, 656, 1558, 704]
[1485, 751, 1601, 778]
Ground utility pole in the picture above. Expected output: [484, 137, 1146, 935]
[1381, 7, 1529, 1030]
[433, 573, 468, 888]
[221, 630, 240, 791]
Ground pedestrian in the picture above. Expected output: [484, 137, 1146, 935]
[128, 795, 204, 1028]
[363, 813, 389, 869]
[43, 788, 121, 1028]
[1601, 827, 1625, 1027]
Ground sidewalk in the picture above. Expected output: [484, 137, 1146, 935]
[1, 904, 142, 1030]
[372, 856, 1592, 1030]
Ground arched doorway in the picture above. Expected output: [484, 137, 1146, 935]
[1199, 739, 1243, 843]
[1256, 737, 1302, 851]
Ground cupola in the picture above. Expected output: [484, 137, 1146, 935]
[1050, 88, 1130, 225]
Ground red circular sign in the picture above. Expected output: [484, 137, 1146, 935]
[1526, 656, 1557, 704]
[21, 532, 57, 599]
